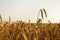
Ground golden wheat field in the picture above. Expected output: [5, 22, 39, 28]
[0, 9, 60, 40]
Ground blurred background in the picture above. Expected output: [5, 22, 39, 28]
[0, 0, 60, 23]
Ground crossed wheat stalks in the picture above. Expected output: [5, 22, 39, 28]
[36, 8, 51, 24]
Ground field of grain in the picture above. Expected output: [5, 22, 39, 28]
[0, 8, 60, 40]
[0, 22, 60, 40]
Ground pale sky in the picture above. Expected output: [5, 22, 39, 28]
[0, 0, 60, 23]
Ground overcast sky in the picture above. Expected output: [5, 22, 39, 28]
[0, 0, 60, 23]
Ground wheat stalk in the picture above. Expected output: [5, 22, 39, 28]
[48, 20, 51, 24]
[36, 9, 42, 25]
[40, 9, 43, 19]
[43, 8, 47, 18]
